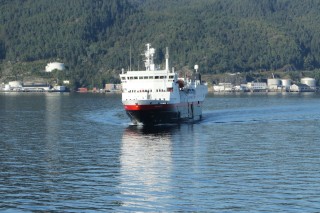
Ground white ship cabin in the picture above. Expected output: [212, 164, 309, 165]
[120, 69, 179, 100]
[120, 44, 182, 103]
[121, 71, 176, 87]
[120, 44, 206, 103]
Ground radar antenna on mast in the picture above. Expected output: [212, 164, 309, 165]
[144, 43, 156, 71]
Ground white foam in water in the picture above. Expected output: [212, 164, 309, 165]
[83, 108, 130, 126]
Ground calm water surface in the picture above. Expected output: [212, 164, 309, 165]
[1, 92, 320, 212]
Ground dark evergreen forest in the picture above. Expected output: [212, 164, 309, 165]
[1, 0, 320, 88]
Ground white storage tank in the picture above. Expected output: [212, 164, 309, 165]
[45, 62, 65, 72]
[267, 78, 281, 86]
[281, 79, 292, 88]
[301, 77, 316, 87]
[267, 78, 281, 90]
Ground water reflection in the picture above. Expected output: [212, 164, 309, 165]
[127, 124, 180, 134]
[45, 93, 63, 142]
[118, 125, 178, 211]
[2, 93, 320, 212]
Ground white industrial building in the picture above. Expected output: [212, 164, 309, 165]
[290, 83, 313, 92]
[22, 83, 51, 92]
[289, 77, 316, 92]
[247, 82, 268, 92]
[301, 77, 316, 89]
[45, 62, 65, 72]
[213, 83, 234, 92]
[4, 81, 23, 91]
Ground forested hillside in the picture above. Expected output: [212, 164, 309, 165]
[1, 0, 320, 88]
[0, 0, 136, 87]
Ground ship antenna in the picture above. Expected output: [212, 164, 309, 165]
[130, 45, 132, 71]
[165, 47, 169, 71]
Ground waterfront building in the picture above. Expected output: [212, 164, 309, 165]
[234, 85, 245, 92]
[213, 83, 234, 92]
[105, 84, 121, 92]
[78, 88, 88, 93]
[22, 83, 50, 92]
[7, 81, 23, 91]
[301, 77, 316, 90]
[246, 82, 267, 92]
[290, 83, 314, 92]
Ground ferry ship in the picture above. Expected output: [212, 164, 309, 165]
[120, 43, 208, 125]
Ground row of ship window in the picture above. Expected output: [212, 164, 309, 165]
[128, 89, 168, 93]
[121, 75, 174, 80]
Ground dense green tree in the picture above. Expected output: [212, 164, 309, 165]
[1, 0, 320, 87]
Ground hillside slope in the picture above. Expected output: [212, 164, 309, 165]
[1, 0, 320, 87]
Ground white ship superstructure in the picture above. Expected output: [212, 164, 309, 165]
[120, 43, 208, 125]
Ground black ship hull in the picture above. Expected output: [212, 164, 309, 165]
[124, 102, 203, 125]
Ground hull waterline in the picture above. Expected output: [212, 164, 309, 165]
[124, 102, 203, 125]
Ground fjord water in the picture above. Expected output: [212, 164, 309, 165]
[1, 92, 320, 212]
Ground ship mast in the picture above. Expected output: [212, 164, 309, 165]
[165, 47, 169, 71]
[144, 43, 155, 71]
